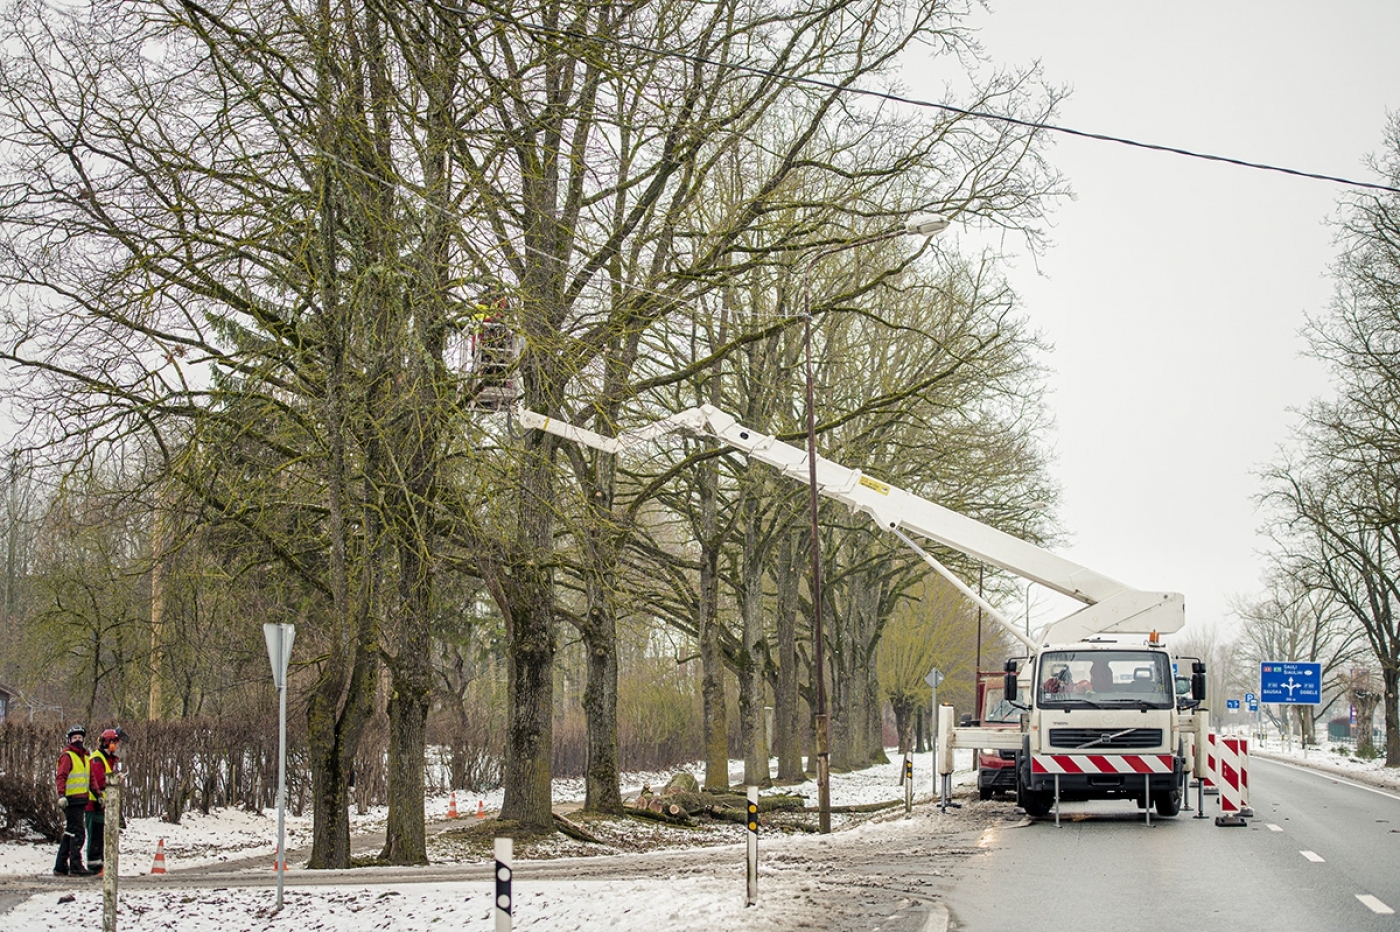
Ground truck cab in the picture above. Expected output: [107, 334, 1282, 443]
[1009, 640, 1185, 818]
[975, 671, 1024, 799]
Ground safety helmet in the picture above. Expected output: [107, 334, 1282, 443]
[100, 728, 121, 744]
[66, 724, 86, 740]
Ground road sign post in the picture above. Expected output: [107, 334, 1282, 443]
[263, 623, 295, 911]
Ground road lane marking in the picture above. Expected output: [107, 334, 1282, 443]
[1253, 756, 1400, 802]
[1300, 850, 1325, 862]
[1265, 823, 1283, 832]
[1356, 895, 1394, 915]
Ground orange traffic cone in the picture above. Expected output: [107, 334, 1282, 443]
[447, 792, 459, 819]
[476, 799, 485, 819]
[149, 838, 167, 875]
[272, 844, 285, 871]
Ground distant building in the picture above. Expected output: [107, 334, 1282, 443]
[0, 684, 14, 723]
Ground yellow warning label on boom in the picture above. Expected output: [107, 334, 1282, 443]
[858, 475, 891, 496]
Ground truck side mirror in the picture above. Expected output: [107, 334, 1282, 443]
[1004, 672, 1018, 703]
[1191, 661, 1207, 701]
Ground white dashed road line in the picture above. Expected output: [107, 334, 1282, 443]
[1300, 850, 1325, 863]
[1357, 895, 1395, 915]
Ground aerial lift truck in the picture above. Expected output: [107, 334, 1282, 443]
[515, 405, 1209, 818]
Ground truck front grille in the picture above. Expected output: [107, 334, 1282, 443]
[1047, 728, 1164, 749]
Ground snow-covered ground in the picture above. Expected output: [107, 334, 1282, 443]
[9, 737, 1393, 931]
[0, 749, 975, 931]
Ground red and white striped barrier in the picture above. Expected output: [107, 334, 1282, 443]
[1031, 754, 1175, 775]
[1212, 735, 1249, 826]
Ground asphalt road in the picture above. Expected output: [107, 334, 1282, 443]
[938, 756, 1400, 931]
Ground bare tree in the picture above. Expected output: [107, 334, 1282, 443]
[1254, 115, 1400, 763]
[1232, 571, 1361, 744]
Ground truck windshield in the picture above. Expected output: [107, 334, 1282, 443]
[1037, 650, 1173, 709]
[981, 685, 1021, 723]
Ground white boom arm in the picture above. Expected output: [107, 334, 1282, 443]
[516, 405, 1184, 646]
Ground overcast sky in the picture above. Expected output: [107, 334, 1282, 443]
[913, 2, 1400, 639]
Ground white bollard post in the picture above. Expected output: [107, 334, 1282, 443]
[495, 837, 513, 931]
[745, 786, 758, 907]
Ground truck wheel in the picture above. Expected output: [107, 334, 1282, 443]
[1153, 789, 1181, 817]
[1021, 791, 1052, 818]
[979, 786, 994, 801]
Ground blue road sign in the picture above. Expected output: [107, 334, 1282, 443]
[1259, 661, 1323, 705]
[1244, 692, 1256, 703]
[1248, 702, 1259, 713]
[1226, 699, 1241, 711]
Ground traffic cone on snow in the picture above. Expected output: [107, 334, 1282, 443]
[149, 838, 167, 875]
[447, 792, 459, 819]
[272, 844, 285, 871]
[476, 799, 485, 819]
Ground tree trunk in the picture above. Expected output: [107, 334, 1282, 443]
[306, 630, 377, 869]
[773, 529, 804, 782]
[380, 542, 433, 864]
[739, 486, 770, 787]
[698, 455, 728, 791]
[1385, 664, 1400, 767]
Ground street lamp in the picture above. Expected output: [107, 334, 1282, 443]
[802, 214, 948, 834]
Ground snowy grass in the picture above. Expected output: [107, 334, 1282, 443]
[1, 748, 974, 931]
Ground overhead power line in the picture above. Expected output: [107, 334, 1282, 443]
[468, 9, 1400, 197]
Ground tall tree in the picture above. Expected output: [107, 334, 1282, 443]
[1258, 115, 1400, 764]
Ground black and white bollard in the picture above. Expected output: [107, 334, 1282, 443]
[495, 836, 513, 931]
[904, 753, 913, 815]
[745, 786, 758, 907]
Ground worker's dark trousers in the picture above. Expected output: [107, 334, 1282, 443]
[85, 809, 105, 870]
[54, 800, 87, 873]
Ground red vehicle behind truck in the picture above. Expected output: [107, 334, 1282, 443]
[974, 670, 1023, 799]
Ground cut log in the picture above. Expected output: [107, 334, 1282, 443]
[623, 807, 694, 827]
[552, 813, 605, 845]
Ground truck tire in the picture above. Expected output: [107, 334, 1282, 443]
[1016, 772, 1052, 818]
[979, 786, 994, 801]
[1153, 789, 1181, 817]
[1021, 790, 1053, 818]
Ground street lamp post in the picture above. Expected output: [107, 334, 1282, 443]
[802, 214, 948, 834]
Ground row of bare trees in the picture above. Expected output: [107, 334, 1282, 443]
[1230, 116, 1400, 762]
[0, 0, 1065, 865]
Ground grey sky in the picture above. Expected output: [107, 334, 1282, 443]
[927, 2, 1400, 637]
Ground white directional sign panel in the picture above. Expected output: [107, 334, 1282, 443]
[1259, 661, 1322, 705]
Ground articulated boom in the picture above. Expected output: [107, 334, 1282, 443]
[515, 405, 1184, 646]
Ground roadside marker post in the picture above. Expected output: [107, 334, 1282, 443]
[745, 786, 758, 907]
[495, 836, 513, 931]
[903, 754, 913, 815]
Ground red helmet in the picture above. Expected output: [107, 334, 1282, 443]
[100, 728, 120, 742]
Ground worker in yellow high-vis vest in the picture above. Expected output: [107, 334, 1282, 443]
[53, 724, 97, 877]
